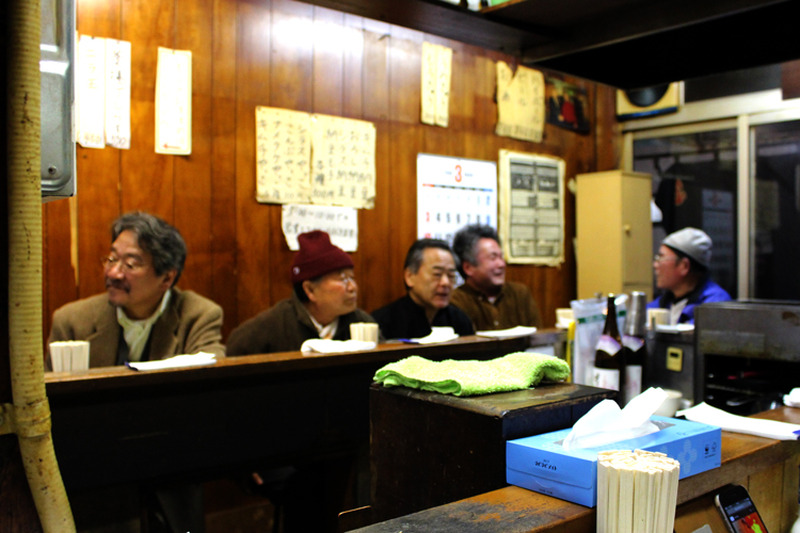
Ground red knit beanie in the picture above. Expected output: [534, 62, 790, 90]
[291, 230, 354, 283]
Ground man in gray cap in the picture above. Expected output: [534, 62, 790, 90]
[647, 227, 731, 324]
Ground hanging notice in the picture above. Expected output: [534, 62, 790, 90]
[76, 35, 106, 148]
[281, 204, 358, 252]
[420, 42, 452, 128]
[255, 107, 376, 209]
[498, 150, 565, 266]
[256, 107, 312, 204]
[105, 39, 131, 149]
[311, 114, 376, 208]
[155, 47, 192, 155]
[417, 153, 497, 242]
[495, 62, 545, 143]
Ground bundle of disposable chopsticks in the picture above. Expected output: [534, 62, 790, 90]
[596, 449, 680, 533]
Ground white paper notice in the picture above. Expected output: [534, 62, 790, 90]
[420, 42, 452, 127]
[105, 39, 131, 149]
[282, 204, 358, 252]
[155, 47, 192, 155]
[76, 35, 106, 149]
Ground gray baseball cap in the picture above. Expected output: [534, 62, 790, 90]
[662, 227, 712, 268]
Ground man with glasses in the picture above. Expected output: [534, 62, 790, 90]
[372, 238, 474, 340]
[48, 211, 225, 367]
[226, 229, 376, 355]
[647, 227, 731, 324]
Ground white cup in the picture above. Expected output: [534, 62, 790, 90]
[49, 341, 90, 372]
[654, 389, 683, 417]
[350, 322, 379, 343]
[647, 308, 670, 329]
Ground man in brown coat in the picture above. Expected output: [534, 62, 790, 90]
[48, 211, 224, 367]
[450, 223, 542, 331]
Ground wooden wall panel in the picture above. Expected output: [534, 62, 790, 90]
[209, 0, 239, 330]
[44, 0, 621, 348]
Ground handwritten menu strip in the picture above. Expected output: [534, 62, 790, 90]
[76, 35, 106, 149]
[420, 42, 452, 127]
[105, 38, 131, 150]
[495, 61, 544, 143]
[155, 47, 192, 155]
[311, 114, 376, 209]
[255, 107, 312, 204]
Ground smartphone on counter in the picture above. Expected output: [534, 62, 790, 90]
[714, 484, 769, 533]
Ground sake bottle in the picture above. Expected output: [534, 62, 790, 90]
[621, 291, 647, 404]
[593, 294, 626, 405]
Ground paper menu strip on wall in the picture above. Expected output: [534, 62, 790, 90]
[155, 46, 192, 155]
[495, 61, 545, 143]
[255, 106, 313, 205]
[76, 35, 106, 149]
[420, 42, 452, 128]
[105, 38, 131, 149]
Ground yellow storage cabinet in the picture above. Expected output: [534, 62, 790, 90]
[576, 170, 653, 300]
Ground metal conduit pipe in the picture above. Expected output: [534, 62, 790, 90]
[7, 0, 75, 530]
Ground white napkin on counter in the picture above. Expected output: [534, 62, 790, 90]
[678, 402, 800, 441]
[126, 352, 217, 371]
[475, 325, 537, 338]
[300, 339, 376, 354]
[402, 327, 459, 344]
[784, 387, 800, 408]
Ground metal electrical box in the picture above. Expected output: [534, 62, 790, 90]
[41, 0, 76, 201]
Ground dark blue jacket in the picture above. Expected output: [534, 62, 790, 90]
[647, 278, 731, 324]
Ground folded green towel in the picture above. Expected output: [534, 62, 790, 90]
[373, 351, 571, 396]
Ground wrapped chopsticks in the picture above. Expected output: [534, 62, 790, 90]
[597, 449, 680, 533]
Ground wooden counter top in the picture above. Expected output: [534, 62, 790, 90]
[45, 331, 563, 396]
[351, 407, 800, 533]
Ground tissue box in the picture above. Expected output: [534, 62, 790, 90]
[506, 416, 721, 507]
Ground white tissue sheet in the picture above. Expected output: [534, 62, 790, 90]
[678, 402, 800, 441]
[562, 387, 668, 451]
[300, 339, 377, 354]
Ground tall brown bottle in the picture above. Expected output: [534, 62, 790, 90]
[592, 294, 627, 406]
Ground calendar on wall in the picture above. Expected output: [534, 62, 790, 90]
[417, 153, 498, 242]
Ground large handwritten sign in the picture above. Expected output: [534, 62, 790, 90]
[495, 62, 544, 143]
[255, 107, 376, 209]
[311, 114, 376, 209]
[255, 107, 312, 204]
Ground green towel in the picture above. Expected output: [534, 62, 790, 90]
[373, 351, 571, 396]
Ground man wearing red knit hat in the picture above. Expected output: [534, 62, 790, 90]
[226, 230, 376, 355]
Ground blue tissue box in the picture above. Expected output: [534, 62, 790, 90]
[506, 416, 721, 507]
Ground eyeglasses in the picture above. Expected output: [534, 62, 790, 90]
[653, 253, 680, 264]
[333, 272, 357, 285]
[101, 255, 147, 273]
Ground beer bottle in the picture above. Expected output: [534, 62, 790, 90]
[622, 291, 647, 404]
[593, 294, 626, 405]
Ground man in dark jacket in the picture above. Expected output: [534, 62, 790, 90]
[372, 238, 474, 340]
[226, 230, 375, 355]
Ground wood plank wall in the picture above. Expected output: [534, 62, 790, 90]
[42, 0, 622, 343]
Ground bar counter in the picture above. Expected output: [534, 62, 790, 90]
[351, 407, 800, 533]
[44, 332, 561, 490]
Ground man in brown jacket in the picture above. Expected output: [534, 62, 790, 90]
[450, 223, 542, 331]
[48, 211, 225, 367]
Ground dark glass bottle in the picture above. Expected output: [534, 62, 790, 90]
[622, 291, 647, 404]
[592, 294, 626, 405]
